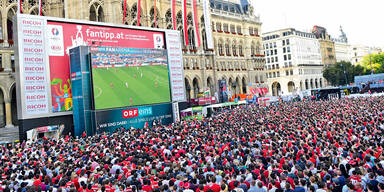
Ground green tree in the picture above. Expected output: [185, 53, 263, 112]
[323, 61, 364, 86]
[358, 52, 384, 74]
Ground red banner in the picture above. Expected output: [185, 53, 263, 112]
[249, 87, 257, 96]
[182, 0, 189, 46]
[191, 0, 200, 47]
[123, 0, 127, 24]
[39, 0, 42, 15]
[47, 21, 165, 112]
[18, 0, 22, 13]
[171, 0, 176, 30]
[137, 0, 141, 26]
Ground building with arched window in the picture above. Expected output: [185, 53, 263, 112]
[262, 28, 325, 96]
[0, 0, 266, 132]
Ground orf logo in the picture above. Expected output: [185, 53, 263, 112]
[123, 109, 138, 118]
[51, 28, 59, 36]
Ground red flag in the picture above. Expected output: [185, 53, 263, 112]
[39, 0, 42, 15]
[191, 0, 200, 47]
[137, 0, 141, 26]
[123, 0, 127, 24]
[249, 87, 257, 96]
[171, 0, 176, 30]
[182, 0, 189, 46]
[18, 0, 22, 13]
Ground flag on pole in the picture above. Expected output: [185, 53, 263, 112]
[18, 0, 22, 13]
[249, 87, 257, 96]
[123, 0, 127, 24]
[190, 0, 201, 47]
[170, 0, 176, 30]
[203, 89, 210, 96]
[39, 0, 42, 15]
[181, 0, 189, 46]
[137, 0, 141, 26]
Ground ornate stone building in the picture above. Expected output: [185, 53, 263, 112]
[0, 0, 265, 129]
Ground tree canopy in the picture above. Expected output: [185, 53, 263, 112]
[323, 61, 364, 86]
[358, 52, 384, 74]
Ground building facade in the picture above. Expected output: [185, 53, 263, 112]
[332, 26, 351, 63]
[263, 28, 325, 96]
[312, 26, 336, 67]
[0, 0, 265, 129]
[350, 45, 382, 65]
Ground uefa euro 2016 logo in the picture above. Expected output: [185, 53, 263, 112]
[51, 27, 59, 36]
[156, 36, 162, 43]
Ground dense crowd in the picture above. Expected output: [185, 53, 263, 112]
[1, 96, 384, 192]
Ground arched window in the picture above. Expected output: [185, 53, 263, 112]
[251, 45, 255, 56]
[176, 11, 182, 25]
[239, 44, 243, 56]
[165, 9, 172, 29]
[249, 27, 253, 35]
[232, 43, 237, 56]
[7, 6, 17, 43]
[202, 29, 208, 50]
[218, 41, 223, 55]
[225, 43, 230, 56]
[90, 2, 104, 22]
[130, 3, 142, 26]
[256, 42, 261, 55]
[30, 8, 39, 15]
[216, 22, 221, 31]
[178, 26, 185, 49]
[150, 7, 160, 28]
[188, 28, 196, 50]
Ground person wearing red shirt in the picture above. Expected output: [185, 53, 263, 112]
[208, 177, 221, 192]
[142, 179, 154, 192]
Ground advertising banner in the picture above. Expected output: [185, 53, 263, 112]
[95, 103, 172, 133]
[166, 31, 186, 102]
[47, 21, 165, 113]
[16, 16, 50, 117]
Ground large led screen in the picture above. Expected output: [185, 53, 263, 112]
[90, 47, 171, 110]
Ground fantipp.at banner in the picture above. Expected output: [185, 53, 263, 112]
[95, 103, 173, 133]
[47, 21, 165, 112]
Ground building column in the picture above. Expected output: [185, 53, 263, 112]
[3, 53, 11, 72]
[5, 101, 13, 128]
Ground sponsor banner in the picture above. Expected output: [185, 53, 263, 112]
[166, 31, 186, 102]
[17, 16, 49, 116]
[47, 25, 64, 56]
[172, 102, 180, 122]
[203, 0, 214, 49]
[47, 21, 165, 112]
[95, 103, 172, 133]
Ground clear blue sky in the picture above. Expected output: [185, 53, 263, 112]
[252, 0, 384, 47]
